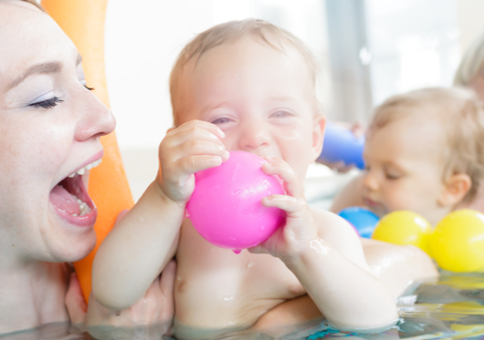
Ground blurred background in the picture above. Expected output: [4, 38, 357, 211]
[103, 0, 484, 204]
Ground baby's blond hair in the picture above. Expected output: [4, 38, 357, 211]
[169, 19, 319, 127]
[368, 87, 484, 203]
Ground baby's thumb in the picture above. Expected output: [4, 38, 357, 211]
[65, 272, 87, 328]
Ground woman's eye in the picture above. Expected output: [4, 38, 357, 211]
[29, 97, 64, 109]
[80, 79, 94, 91]
[211, 117, 232, 125]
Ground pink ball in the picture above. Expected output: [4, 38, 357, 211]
[186, 151, 285, 250]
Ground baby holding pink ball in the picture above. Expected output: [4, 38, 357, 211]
[92, 19, 437, 338]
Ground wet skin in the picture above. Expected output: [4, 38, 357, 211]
[0, 1, 115, 334]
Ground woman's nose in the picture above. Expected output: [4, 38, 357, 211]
[75, 93, 116, 142]
[237, 121, 271, 152]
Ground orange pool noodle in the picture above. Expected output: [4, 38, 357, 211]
[42, 0, 134, 303]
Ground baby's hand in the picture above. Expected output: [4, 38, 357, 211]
[249, 157, 318, 260]
[158, 120, 229, 203]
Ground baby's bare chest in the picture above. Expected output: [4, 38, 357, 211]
[174, 222, 305, 328]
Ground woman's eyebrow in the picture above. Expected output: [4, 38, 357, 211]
[7, 61, 62, 91]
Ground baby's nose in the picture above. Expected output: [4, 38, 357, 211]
[362, 171, 379, 191]
[237, 121, 271, 152]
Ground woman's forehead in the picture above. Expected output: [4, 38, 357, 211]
[0, 1, 77, 88]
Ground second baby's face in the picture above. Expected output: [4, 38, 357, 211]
[361, 113, 449, 225]
[176, 37, 324, 182]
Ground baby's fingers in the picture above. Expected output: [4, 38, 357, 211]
[166, 120, 225, 139]
[262, 194, 307, 217]
[176, 154, 226, 175]
[178, 138, 229, 160]
[262, 158, 303, 198]
[164, 120, 225, 148]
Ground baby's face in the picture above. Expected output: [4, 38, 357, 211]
[177, 37, 324, 182]
[0, 2, 115, 262]
[361, 113, 449, 225]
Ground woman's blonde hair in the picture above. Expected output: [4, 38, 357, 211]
[454, 33, 484, 86]
[169, 19, 320, 127]
[369, 87, 484, 203]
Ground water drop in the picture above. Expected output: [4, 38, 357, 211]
[185, 210, 190, 218]
[233, 249, 241, 254]
[247, 262, 254, 268]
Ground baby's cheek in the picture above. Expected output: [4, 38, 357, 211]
[385, 187, 419, 213]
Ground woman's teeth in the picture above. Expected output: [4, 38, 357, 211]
[73, 197, 91, 217]
[68, 159, 102, 178]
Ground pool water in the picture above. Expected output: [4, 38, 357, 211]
[1, 270, 483, 340]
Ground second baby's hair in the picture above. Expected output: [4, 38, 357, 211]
[369, 87, 484, 203]
[169, 18, 320, 126]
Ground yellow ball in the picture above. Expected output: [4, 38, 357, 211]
[430, 209, 484, 272]
[371, 211, 433, 255]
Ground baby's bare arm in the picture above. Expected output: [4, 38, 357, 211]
[284, 210, 398, 332]
[250, 159, 398, 332]
[253, 236, 438, 330]
[92, 183, 182, 311]
[92, 121, 229, 311]
[361, 238, 439, 297]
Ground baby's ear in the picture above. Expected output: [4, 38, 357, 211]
[438, 173, 471, 207]
[310, 114, 326, 161]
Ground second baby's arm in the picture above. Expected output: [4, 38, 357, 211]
[92, 121, 229, 310]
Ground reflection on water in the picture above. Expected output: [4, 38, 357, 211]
[0, 322, 84, 340]
[2, 270, 483, 340]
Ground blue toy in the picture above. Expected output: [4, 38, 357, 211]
[338, 207, 380, 238]
[318, 122, 365, 169]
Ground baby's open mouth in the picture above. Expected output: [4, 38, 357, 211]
[50, 159, 101, 225]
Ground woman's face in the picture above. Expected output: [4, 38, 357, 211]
[0, 1, 115, 263]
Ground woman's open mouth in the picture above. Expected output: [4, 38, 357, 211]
[49, 159, 102, 227]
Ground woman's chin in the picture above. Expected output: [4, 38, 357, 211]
[44, 214, 98, 263]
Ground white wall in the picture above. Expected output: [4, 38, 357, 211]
[456, 0, 484, 53]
